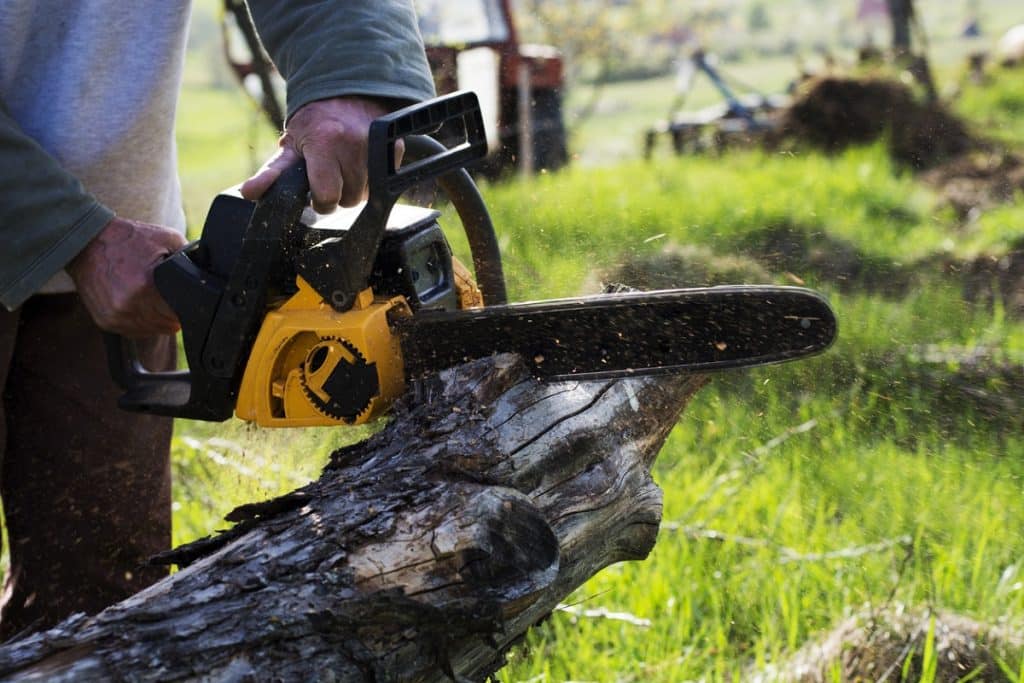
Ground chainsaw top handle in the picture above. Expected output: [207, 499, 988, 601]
[297, 90, 490, 312]
[106, 91, 501, 420]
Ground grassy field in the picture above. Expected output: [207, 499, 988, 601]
[487, 69, 1024, 679]
[449, 75, 1024, 678]
[169, 14, 1024, 679]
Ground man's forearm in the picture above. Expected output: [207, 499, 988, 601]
[245, 0, 435, 117]
[0, 98, 114, 311]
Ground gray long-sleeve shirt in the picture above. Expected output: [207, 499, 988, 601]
[0, 0, 434, 310]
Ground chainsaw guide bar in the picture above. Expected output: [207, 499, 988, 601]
[399, 286, 836, 381]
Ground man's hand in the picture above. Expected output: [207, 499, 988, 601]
[240, 96, 394, 212]
[67, 217, 187, 338]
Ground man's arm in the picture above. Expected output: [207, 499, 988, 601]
[0, 98, 185, 336]
[244, 0, 434, 118]
[0, 98, 114, 311]
[240, 0, 436, 211]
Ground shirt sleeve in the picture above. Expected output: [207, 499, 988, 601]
[245, 0, 436, 117]
[0, 98, 114, 311]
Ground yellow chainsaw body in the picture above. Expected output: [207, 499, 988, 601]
[235, 278, 410, 428]
[234, 259, 483, 428]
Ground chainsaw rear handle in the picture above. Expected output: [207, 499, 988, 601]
[105, 161, 311, 419]
[104, 334, 205, 417]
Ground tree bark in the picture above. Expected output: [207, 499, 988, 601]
[0, 354, 707, 682]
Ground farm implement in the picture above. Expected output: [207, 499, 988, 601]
[645, 49, 788, 157]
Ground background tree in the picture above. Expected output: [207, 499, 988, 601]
[748, 3, 773, 34]
[887, 0, 914, 55]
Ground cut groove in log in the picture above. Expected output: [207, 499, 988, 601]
[0, 354, 708, 682]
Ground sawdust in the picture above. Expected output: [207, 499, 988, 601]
[599, 233, 1024, 322]
[772, 76, 975, 170]
[742, 223, 912, 296]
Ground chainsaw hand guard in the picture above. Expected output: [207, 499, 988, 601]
[296, 91, 488, 312]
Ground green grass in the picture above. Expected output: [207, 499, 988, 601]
[175, 83, 279, 235]
[956, 68, 1024, 150]
[167, 27, 1024, 681]
[497, 333, 1024, 681]
[485, 67, 1024, 679]
[469, 148, 927, 291]
[501, 409, 1024, 680]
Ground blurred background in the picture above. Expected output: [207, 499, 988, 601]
[171, 1, 1024, 680]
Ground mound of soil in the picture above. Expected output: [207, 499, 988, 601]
[742, 224, 913, 296]
[599, 233, 1024, 322]
[959, 238, 1024, 318]
[754, 606, 1023, 682]
[599, 243, 773, 291]
[599, 232, 913, 297]
[923, 151, 1024, 218]
[774, 77, 975, 170]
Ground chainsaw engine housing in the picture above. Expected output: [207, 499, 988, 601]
[193, 196, 472, 427]
[232, 202, 470, 426]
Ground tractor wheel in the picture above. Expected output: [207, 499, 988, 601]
[499, 87, 569, 174]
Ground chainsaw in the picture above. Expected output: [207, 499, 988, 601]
[106, 92, 836, 428]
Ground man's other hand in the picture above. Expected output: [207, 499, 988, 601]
[67, 217, 186, 338]
[240, 96, 397, 213]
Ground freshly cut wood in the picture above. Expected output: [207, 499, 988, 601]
[0, 354, 707, 682]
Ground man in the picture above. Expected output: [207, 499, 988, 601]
[0, 0, 434, 638]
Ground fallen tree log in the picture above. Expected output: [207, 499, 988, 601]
[0, 354, 708, 682]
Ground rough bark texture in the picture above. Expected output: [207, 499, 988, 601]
[0, 354, 707, 682]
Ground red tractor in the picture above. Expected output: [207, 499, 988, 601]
[416, 0, 568, 174]
[223, 0, 568, 175]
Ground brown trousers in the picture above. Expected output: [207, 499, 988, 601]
[0, 294, 173, 639]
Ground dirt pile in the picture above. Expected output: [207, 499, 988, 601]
[601, 232, 913, 297]
[960, 238, 1024, 318]
[752, 606, 1023, 682]
[599, 243, 772, 291]
[923, 151, 1024, 218]
[774, 77, 975, 169]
